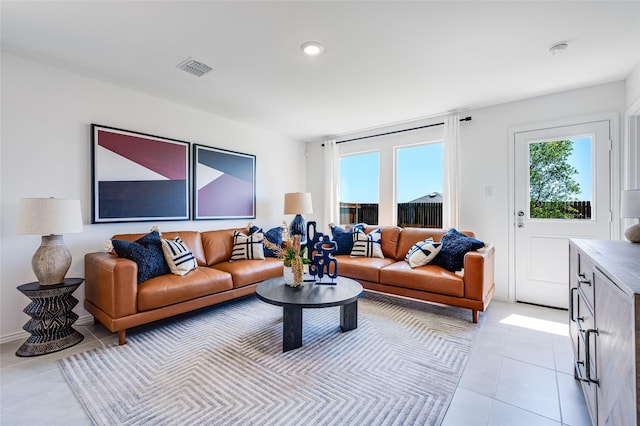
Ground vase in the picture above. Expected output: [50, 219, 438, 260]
[283, 265, 301, 287]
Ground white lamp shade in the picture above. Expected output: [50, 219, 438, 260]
[621, 190, 640, 218]
[16, 198, 83, 235]
[284, 192, 313, 215]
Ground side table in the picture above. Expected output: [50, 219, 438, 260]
[16, 278, 85, 357]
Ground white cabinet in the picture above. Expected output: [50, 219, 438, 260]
[569, 239, 640, 426]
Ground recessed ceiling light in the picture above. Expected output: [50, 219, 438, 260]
[549, 42, 569, 56]
[301, 41, 324, 56]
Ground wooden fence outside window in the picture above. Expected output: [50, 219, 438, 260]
[339, 202, 443, 228]
[340, 200, 591, 227]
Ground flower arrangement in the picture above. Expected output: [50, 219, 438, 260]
[264, 234, 310, 286]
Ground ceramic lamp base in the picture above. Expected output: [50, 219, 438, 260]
[32, 234, 71, 285]
[624, 222, 640, 243]
[289, 214, 307, 244]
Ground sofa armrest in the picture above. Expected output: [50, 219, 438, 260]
[85, 252, 138, 319]
[462, 244, 495, 301]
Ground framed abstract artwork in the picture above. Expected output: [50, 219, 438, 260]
[91, 124, 190, 223]
[193, 144, 256, 220]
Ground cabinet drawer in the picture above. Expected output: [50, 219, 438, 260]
[572, 288, 597, 378]
[574, 291, 598, 424]
[576, 289, 595, 331]
[576, 330, 598, 426]
[576, 252, 595, 309]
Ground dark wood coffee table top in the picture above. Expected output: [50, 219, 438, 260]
[256, 276, 363, 308]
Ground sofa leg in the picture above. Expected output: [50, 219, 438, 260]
[472, 310, 478, 323]
[118, 330, 126, 345]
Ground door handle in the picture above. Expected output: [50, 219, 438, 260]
[576, 273, 592, 287]
[584, 328, 599, 384]
[517, 210, 525, 228]
[569, 287, 578, 322]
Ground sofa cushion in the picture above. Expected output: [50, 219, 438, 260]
[111, 231, 170, 283]
[379, 261, 464, 297]
[351, 229, 383, 258]
[212, 258, 284, 288]
[394, 228, 446, 260]
[405, 238, 442, 268]
[334, 255, 395, 282]
[201, 228, 249, 266]
[231, 231, 265, 260]
[432, 229, 485, 272]
[112, 231, 207, 266]
[366, 226, 402, 259]
[137, 267, 234, 311]
[161, 237, 198, 276]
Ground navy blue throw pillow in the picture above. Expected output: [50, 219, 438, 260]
[432, 229, 484, 272]
[263, 226, 284, 257]
[331, 224, 365, 255]
[112, 231, 170, 283]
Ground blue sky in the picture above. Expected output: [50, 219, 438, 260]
[339, 152, 380, 203]
[339, 138, 591, 204]
[339, 144, 444, 204]
[567, 136, 592, 202]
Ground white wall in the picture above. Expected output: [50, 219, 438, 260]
[625, 63, 640, 189]
[0, 53, 304, 341]
[626, 62, 640, 108]
[307, 81, 626, 302]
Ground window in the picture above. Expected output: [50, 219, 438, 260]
[339, 152, 379, 225]
[396, 143, 444, 228]
[528, 136, 592, 220]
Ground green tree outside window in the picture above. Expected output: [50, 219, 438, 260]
[529, 140, 582, 219]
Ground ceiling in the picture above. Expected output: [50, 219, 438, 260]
[2, 1, 639, 141]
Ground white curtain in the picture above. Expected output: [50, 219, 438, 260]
[323, 139, 340, 231]
[443, 115, 460, 229]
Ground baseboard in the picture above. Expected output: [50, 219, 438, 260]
[76, 314, 94, 326]
[0, 314, 94, 344]
[0, 330, 29, 345]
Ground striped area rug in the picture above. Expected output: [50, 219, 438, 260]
[59, 292, 481, 425]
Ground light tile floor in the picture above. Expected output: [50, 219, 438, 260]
[442, 301, 591, 426]
[0, 300, 590, 426]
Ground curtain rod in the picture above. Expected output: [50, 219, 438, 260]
[324, 116, 472, 146]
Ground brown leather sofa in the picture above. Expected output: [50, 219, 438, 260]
[84, 228, 283, 345]
[333, 226, 495, 323]
[85, 226, 494, 345]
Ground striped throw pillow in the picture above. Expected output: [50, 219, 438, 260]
[350, 229, 383, 258]
[161, 237, 197, 276]
[231, 231, 265, 261]
[405, 238, 442, 268]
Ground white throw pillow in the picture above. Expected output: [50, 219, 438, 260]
[405, 238, 442, 268]
[161, 237, 197, 276]
[231, 231, 265, 260]
[350, 229, 383, 258]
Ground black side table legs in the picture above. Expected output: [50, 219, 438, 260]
[16, 278, 84, 357]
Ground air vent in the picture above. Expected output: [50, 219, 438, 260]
[176, 58, 213, 77]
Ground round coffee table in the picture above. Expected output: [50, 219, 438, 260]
[256, 276, 363, 352]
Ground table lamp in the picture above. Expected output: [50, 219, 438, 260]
[621, 189, 640, 243]
[284, 192, 313, 244]
[16, 198, 83, 285]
